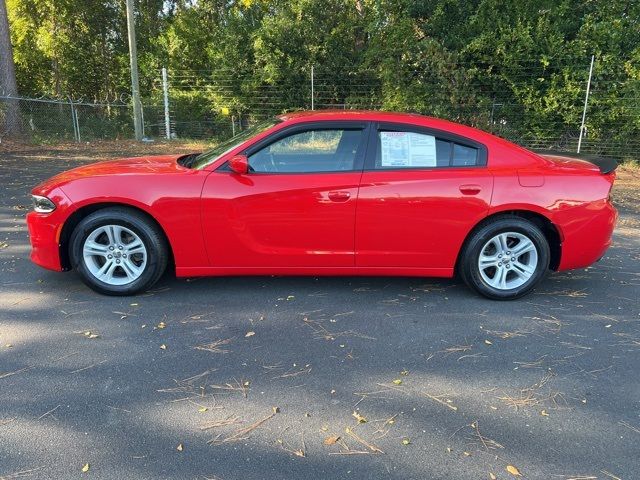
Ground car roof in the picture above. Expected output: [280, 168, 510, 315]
[277, 109, 429, 122]
[275, 110, 546, 169]
[276, 110, 495, 144]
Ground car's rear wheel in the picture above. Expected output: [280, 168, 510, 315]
[459, 216, 550, 300]
[69, 208, 168, 295]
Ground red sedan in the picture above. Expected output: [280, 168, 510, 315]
[27, 111, 617, 299]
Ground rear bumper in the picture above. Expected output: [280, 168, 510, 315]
[556, 199, 617, 271]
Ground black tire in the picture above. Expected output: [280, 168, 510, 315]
[69, 207, 168, 296]
[459, 216, 550, 300]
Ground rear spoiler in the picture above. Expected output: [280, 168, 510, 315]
[534, 150, 618, 174]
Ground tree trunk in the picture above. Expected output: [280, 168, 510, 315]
[0, 0, 21, 137]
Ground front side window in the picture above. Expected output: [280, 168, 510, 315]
[248, 129, 364, 173]
[375, 130, 480, 169]
[190, 119, 280, 169]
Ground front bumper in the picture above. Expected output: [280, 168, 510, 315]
[26, 187, 73, 272]
[27, 210, 64, 271]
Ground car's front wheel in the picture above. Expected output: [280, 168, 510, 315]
[459, 216, 550, 300]
[69, 208, 168, 295]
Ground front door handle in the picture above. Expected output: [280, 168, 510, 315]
[328, 191, 351, 202]
[459, 184, 481, 195]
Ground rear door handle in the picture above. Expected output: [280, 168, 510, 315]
[328, 191, 351, 202]
[459, 184, 481, 195]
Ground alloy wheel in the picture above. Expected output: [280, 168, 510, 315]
[477, 231, 538, 290]
[82, 225, 147, 285]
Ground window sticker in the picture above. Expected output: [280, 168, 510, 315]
[380, 132, 437, 167]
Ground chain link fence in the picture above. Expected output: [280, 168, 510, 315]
[0, 95, 133, 142]
[2, 58, 639, 160]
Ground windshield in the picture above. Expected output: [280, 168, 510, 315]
[190, 119, 281, 169]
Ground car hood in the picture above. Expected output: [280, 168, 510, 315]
[35, 154, 189, 191]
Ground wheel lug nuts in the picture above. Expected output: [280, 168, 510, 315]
[498, 254, 502, 258]
[506, 264, 510, 269]
[511, 257, 515, 261]
[108, 254, 112, 259]
[498, 262, 502, 266]
[116, 260, 120, 264]
[123, 254, 127, 258]
[507, 251, 511, 255]
[109, 246, 114, 250]
[118, 245, 123, 250]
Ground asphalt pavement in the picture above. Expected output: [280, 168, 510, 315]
[1, 149, 639, 480]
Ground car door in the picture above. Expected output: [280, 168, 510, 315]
[355, 122, 494, 273]
[200, 122, 370, 269]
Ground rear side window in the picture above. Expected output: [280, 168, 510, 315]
[375, 130, 481, 169]
[452, 143, 478, 166]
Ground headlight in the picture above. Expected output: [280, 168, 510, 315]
[32, 195, 56, 213]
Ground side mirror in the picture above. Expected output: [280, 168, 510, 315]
[228, 154, 249, 174]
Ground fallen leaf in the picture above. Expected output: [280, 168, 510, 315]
[157, 322, 166, 329]
[286, 295, 295, 301]
[324, 435, 340, 445]
[293, 449, 305, 457]
[160, 344, 167, 350]
[198, 407, 208, 413]
[245, 331, 255, 337]
[243, 380, 250, 387]
[5, 344, 13, 348]
[330, 389, 336, 394]
[400, 369, 409, 376]
[541, 410, 549, 417]
[81, 463, 90, 473]
[392, 379, 403, 385]
[490, 474, 497, 480]
[484, 339, 493, 345]
[463, 451, 471, 457]
[506, 465, 522, 477]
[176, 443, 183, 452]
[87, 334, 99, 339]
[272, 406, 280, 413]
[352, 411, 367, 423]
[401, 438, 411, 445]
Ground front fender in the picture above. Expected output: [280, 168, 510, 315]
[55, 173, 210, 269]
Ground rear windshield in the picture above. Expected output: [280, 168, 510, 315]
[189, 119, 281, 169]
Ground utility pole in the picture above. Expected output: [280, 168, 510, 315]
[125, 0, 143, 141]
[162, 67, 171, 139]
[577, 55, 595, 154]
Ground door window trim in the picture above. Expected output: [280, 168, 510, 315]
[364, 122, 488, 171]
[216, 121, 371, 175]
